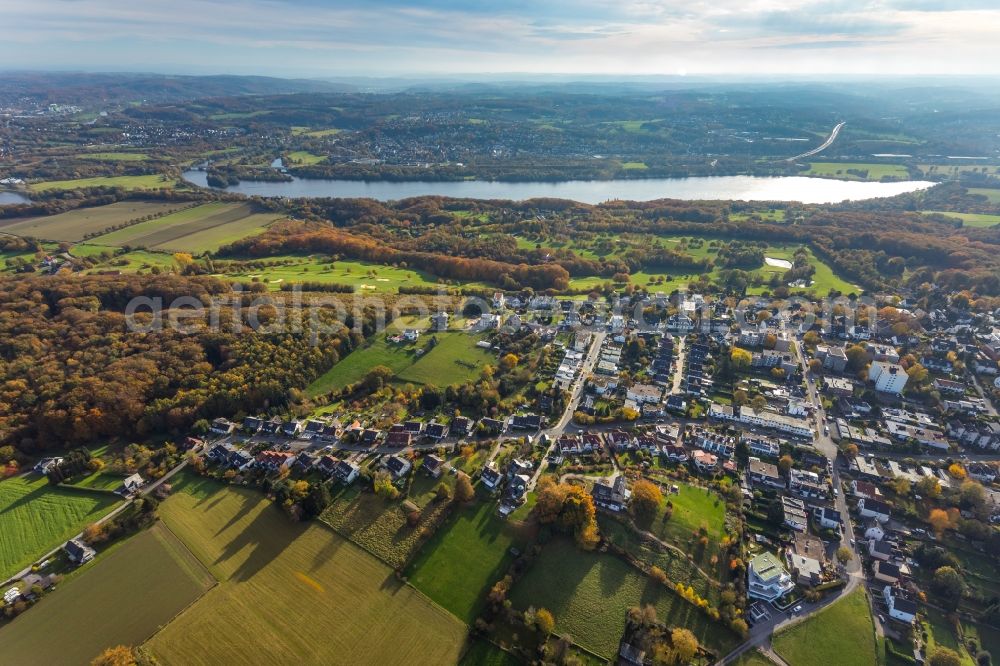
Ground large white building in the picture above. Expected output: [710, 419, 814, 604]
[869, 361, 908, 395]
[747, 551, 795, 601]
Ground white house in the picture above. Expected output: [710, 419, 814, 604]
[883, 585, 918, 624]
[858, 498, 892, 523]
[869, 361, 908, 395]
[864, 519, 886, 541]
[627, 383, 662, 405]
[747, 552, 795, 601]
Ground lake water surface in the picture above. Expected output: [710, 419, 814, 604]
[181, 170, 934, 204]
[0, 192, 31, 205]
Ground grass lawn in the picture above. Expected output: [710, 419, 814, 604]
[220, 255, 442, 292]
[0, 475, 121, 580]
[79, 152, 150, 161]
[319, 485, 452, 570]
[805, 162, 909, 181]
[459, 639, 521, 666]
[65, 471, 127, 492]
[91, 202, 283, 252]
[920, 210, 1000, 228]
[509, 538, 739, 660]
[967, 187, 1000, 203]
[286, 150, 327, 165]
[0, 201, 182, 242]
[28, 174, 176, 192]
[307, 330, 493, 397]
[647, 483, 727, 545]
[395, 332, 495, 386]
[733, 649, 779, 666]
[146, 473, 466, 665]
[408, 498, 527, 623]
[620, 161, 649, 170]
[597, 514, 719, 604]
[772, 587, 876, 666]
[0, 522, 214, 666]
[922, 608, 976, 665]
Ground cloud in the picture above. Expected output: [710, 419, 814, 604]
[0, 0, 998, 75]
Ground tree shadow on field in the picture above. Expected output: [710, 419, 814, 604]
[598, 553, 628, 597]
[214, 491, 262, 536]
[0, 482, 54, 517]
[309, 526, 348, 573]
[213, 507, 298, 583]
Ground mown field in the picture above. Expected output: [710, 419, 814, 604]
[0, 475, 121, 580]
[967, 187, 1000, 203]
[91, 201, 283, 252]
[772, 587, 876, 666]
[306, 330, 493, 397]
[509, 538, 739, 660]
[146, 473, 467, 665]
[0, 522, 215, 666]
[805, 162, 910, 181]
[920, 210, 1000, 228]
[285, 150, 327, 165]
[0, 201, 182, 241]
[28, 174, 177, 192]
[408, 497, 527, 623]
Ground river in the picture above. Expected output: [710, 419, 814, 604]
[181, 170, 934, 204]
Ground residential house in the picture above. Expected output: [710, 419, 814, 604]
[386, 432, 412, 448]
[115, 473, 145, 497]
[748, 457, 785, 489]
[591, 476, 630, 512]
[333, 460, 360, 485]
[789, 468, 827, 500]
[64, 538, 95, 565]
[255, 450, 295, 472]
[425, 422, 450, 441]
[869, 361, 908, 395]
[883, 585, 918, 624]
[32, 457, 63, 475]
[481, 464, 502, 491]
[422, 454, 445, 478]
[869, 539, 894, 562]
[872, 561, 901, 585]
[691, 449, 718, 474]
[782, 496, 809, 532]
[209, 418, 235, 435]
[384, 455, 412, 480]
[451, 416, 474, 437]
[864, 519, 886, 542]
[858, 498, 892, 523]
[242, 416, 263, 433]
[509, 414, 543, 430]
[747, 551, 796, 601]
[786, 551, 823, 585]
[627, 383, 662, 405]
[813, 506, 842, 530]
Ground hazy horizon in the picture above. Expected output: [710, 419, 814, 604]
[3, 0, 1000, 78]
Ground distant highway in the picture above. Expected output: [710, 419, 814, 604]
[787, 121, 845, 162]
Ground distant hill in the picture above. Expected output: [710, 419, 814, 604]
[0, 72, 354, 108]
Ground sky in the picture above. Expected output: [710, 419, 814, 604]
[1, 0, 999, 77]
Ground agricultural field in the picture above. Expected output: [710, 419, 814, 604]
[509, 538, 739, 660]
[408, 498, 528, 623]
[0, 522, 215, 666]
[148, 474, 466, 665]
[79, 152, 150, 161]
[65, 470, 128, 491]
[920, 210, 1000, 228]
[318, 485, 452, 569]
[0, 201, 182, 241]
[805, 162, 910, 181]
[91, 202, 283, 252]
[772, 587, 876, 666]
[620, 161, 649, 170]
[219, 255, 441, 292]
[918, 164, 1000, 178]
[0, 475, 121, 580]
[27, 174, 177, 192]
[306, 329, 493, 397]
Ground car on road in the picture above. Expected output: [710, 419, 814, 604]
[793, 605, 802, 613]
[878, 614, 886, 624]
[850, 538, 855, 547]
